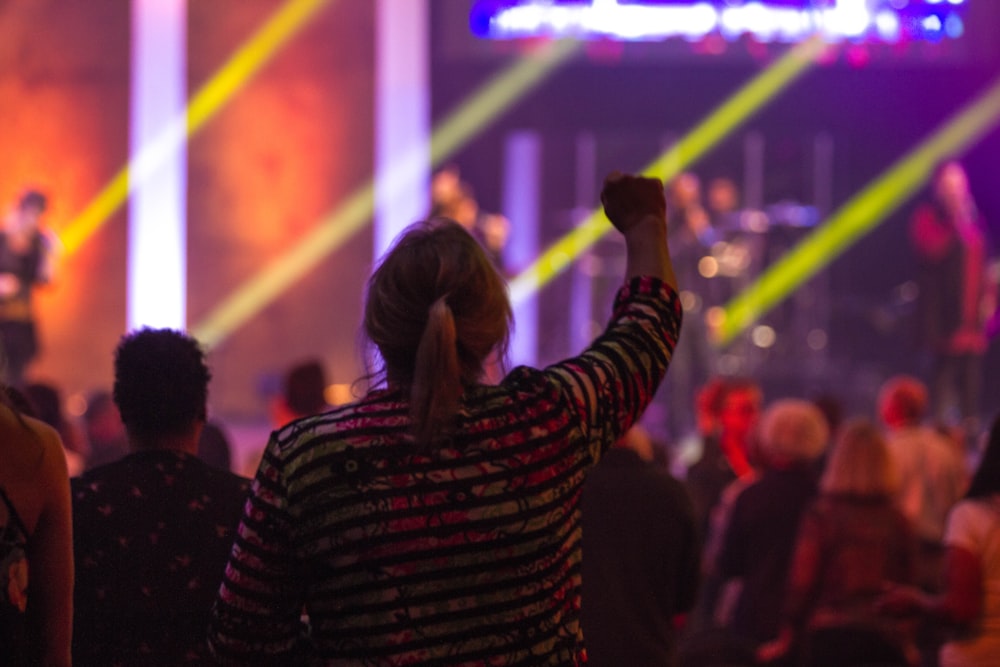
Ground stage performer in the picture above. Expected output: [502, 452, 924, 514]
[910, 161, 996, 439]
[0, 190, 59, 388]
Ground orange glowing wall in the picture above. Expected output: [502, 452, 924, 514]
[0, 2, 131, 397]
[186, 0, 376, 417]
[0, 1, 377, 417]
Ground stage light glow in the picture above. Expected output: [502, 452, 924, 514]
[472, 0, 967, 44]
[751, 325, 776, 348]
[714, 73, 1000, 346]
[508, 35, 829, 307]
[374, 0, 430, 258]
[191, 39, 582, 348]
[875, 10, 902, 41]
[60, 0, 333, 256]
[129, 0, 187, 331]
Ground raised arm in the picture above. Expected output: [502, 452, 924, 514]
[601, 172, 677, 289]
[541, 172, 681, 454]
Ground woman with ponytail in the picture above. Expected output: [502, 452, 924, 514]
[210, 173, 682, 666]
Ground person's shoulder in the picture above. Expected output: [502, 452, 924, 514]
[203, 465, 252, 494]
[14, 412, 69, 479]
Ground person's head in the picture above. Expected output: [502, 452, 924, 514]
[757, 399, 829, 469]
[667, 172, 701, 210]
[707, 177, 739, 215]
[83, 390, 125, 444]
[283, 359, 329, 417]
[820, 419, 898, 497]
[966, 414, 1000, 499]
[933, 160, 971, 211]
[113, 328, 210, 449]
[695, 377, 728, 436]
[717, 378, 762, 443]
[10, 189, 47, 232]
[878, 375, 928, 430]
[364, 219, 512, 443]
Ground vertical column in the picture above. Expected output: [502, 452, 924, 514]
[374, 0, 430, 259]
[569, 132, 597, 356]
[504, 131, 542, 368]
[128, 0, 188, 330]
[743, 130, 765, 211]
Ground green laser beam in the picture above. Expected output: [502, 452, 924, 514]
[716, 73, 1000, 346]
[61, 0, 333, 254]
[191, 39, 582, 348]
[508, 35, 829, 306]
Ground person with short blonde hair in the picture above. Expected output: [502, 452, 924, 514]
[761, 420, 917, 666]
[822, 419, 900, 497]
[716, 399, 829, 646]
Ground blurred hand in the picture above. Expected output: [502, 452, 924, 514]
[600, 172, 666, 234]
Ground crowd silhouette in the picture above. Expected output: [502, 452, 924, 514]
[0, 169, 997, 666]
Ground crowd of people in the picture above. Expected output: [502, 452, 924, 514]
[0, 166, 998, 667]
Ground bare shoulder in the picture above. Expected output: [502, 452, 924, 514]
[25, 413, 70, 479]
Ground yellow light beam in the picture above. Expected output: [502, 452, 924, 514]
[60, 0, 333, 255]
[508, 35, 830, 307]
[715, 73, 1000, 346]
[191, 38, 582, 348]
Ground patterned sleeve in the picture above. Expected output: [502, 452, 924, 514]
[544, 276, 681, 460]
[208, 436, 308, 664]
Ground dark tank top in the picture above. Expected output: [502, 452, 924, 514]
[0, 484, 30, 664]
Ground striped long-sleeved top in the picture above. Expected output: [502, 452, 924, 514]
[209, 276, 681, 666]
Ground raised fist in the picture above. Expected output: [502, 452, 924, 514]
[600, 172, 666, 234]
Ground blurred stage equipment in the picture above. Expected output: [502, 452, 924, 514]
[715, 71, 1000, 346]
[509, 34, 829, 308]
[471, 0, 971, 45]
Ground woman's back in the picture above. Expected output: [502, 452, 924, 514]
[0, 402, 73, 666]
[211, 277, 681, 665]
[807, 494, 914, 619]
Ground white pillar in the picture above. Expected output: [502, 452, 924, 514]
[504, 131, 542, 368]
[374, 0, 430, 259]
[128, 0, 188, 330]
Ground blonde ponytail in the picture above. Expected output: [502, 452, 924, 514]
[410, 296, 462, 443]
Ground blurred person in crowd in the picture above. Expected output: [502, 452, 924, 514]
[429, 165, 510, 271]
[197, 420, 234, 472]
[706, 176, 742, 230]
[879, 375, 968, 593]
[581, 424, 700, 666]
[672, 376, 727, 478]
[0, 383, 73, 666]
[22, 381, 86, 476]
[0, 190, 59, 388]
[717, 399, 829, 648]
[269, 358, 331, 428]
[71, 328, 250, 665]
[910, 161, 996, 437]
[685, 377, 762, 535]
[880, 412, 1000, 667]
[663, 172, 719, 441]
[81, 389, 128, 470]
[761, 420, 917, 667]
[207, 173, 681, 664]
